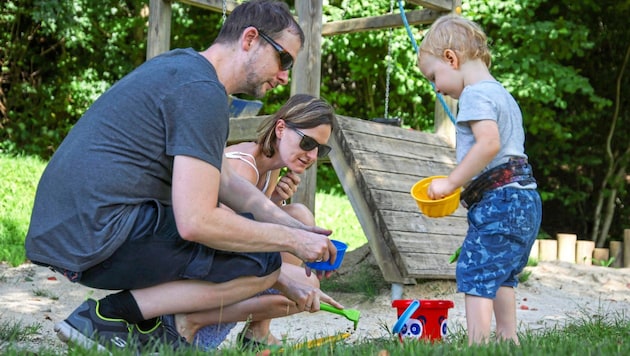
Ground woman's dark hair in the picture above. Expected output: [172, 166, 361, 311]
[257, 94, 336, 158]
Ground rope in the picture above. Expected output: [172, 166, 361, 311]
[384, 0, 395, 119]
[221, 0, 227, 25]
[397, 0, 457, 125]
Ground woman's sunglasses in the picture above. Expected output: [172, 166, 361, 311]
[257, 29, 294, 71]
[288, 126, 332, 158]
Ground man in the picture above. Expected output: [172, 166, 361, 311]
[25, 0, 339, 352]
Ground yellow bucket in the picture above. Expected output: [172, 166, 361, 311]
[410, 176, 461, 218]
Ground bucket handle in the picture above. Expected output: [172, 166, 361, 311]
[392, 300, 420, 334]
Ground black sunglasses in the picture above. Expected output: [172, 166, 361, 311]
[256, 29, 294, 71]
[288, 126, 332, 158]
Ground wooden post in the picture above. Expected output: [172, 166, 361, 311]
[538, 239, 557, 261]
[147, 0, 172, 60]
[592, 248, 610, 266]
[529, 239, 539, 260]
[624, 229, 630, 268]
[291, 0, 323, 214]
[610, 241, 623, 268]
[556, 233, 577, 263]
[576, 240, 595, 265]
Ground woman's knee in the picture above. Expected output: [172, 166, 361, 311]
[282, 203, 314, 225]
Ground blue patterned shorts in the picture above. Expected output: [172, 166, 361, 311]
[456, 187, 542, 298]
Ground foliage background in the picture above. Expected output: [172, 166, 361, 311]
[1, 0, 628, 246]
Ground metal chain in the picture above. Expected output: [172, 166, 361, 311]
[384, 0, 395, 119]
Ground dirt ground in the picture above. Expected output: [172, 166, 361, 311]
[2, 244, 630, 353]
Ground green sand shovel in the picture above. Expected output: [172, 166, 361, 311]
[320, 302, 361, 330]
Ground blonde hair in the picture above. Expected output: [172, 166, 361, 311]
[256, 94, 335, 157]
[419, 14, 491, 68]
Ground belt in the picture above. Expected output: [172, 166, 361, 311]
[460, 157, 536, 209]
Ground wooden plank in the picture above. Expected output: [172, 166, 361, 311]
[228, 116, 265, 144]
[322, 9, 443, 36]
[407, 0, 453, 11]
[368, 189, 466, 217]
[340, 132, 456, 165]
[336, 115, 450, 147]
[343, 151, 454, 184]
[178, 0, 239, 13]
[380, 210, 467, 236]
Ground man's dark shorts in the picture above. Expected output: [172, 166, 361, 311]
[72, 202, 281, 290]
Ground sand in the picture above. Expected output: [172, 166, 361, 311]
[1, 248, 630, 353]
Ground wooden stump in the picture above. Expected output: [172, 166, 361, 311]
[610, 241, 623, 268]
[624, 229, 630, 268]
[557, 233, 577, 263]
[538, 239, 557, 261]
[529, 239, 540, 260]
[592, 248, 610, 266]
[575, 240, 595, 265]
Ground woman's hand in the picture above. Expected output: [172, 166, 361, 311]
[272, 171, 301, 204]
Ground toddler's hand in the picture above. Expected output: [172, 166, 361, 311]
[427, 177, 456, 200]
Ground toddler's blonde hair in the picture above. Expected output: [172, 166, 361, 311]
[419, 14, 491, 68]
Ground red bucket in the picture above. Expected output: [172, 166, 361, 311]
[391, 299, 454, 342]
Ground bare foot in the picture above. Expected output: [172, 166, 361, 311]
[174, 313, 196, 343]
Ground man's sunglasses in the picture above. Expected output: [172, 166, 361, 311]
[256, 29, 294, 71]
[288, 126, 332, 158]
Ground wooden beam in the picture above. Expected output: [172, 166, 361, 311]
[291, 0, 324, 213]
[322, 9, 444, 36]
[177, 0, 239, 13]
[407, 0, 453, 11]
[147, 0, 172, 59]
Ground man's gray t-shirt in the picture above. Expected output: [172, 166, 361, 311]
[456, 80, 527, 174]
[25, 48, 229, 272]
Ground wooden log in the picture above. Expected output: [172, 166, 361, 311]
[556, 233, 577, 263]
[407, 0, 453, 11]
[538, 239, 557, 261]
[322, 9, 442, 36]
[575, 240, 595, 265]
[178, 0, 239, 13]
[147, 0, 172, 60]
[624, 229, 630, 268]
[592, 248, 610, 266]
[610, 241, 623, 268]
[291, 0, 324, 214]
[529, 239, 539, 260]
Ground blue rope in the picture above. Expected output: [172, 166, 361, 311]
[397, 0, 457, 125]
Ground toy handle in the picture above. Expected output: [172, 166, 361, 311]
[319, 302, 342, 315]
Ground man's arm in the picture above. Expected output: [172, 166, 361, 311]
[171, 155, 334, 263]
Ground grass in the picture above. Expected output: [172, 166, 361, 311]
[2, 312, 630, 355]
[0, 154, 46, 266]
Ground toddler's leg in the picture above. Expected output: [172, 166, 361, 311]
[465, 294, 493, 345]
[493, 286, 519, 344]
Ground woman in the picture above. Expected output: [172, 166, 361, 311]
[186, 94, 339, 349]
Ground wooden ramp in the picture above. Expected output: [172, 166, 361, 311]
[328, 115, 467, 284]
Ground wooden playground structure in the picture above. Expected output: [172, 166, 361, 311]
[146, 0, 466, 296]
